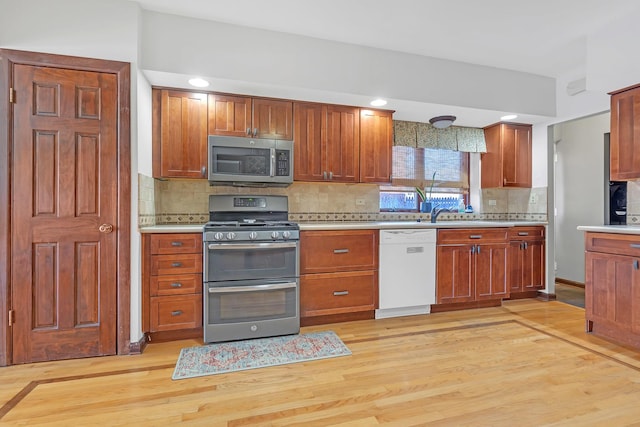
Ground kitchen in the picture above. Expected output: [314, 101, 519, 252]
[3, 0, 640, 423]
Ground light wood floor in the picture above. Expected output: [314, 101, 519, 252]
[3, 300, 640, 426]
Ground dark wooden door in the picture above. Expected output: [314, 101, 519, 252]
[11, 64, 118, 363]
[293, 102, 325, 181]
[474, 243, 508, 300]
[610, 86, 640, 181]
[436, 244, 474, 304]
[359, 109, 392, 183]
[502, 124, 531, 187]
[253, 98, 293, 140]
[207, 94, 252, 137]
[325, 105, 359, 182]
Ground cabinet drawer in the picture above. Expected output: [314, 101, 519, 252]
[300, 271, 377, 316]
[150, 295, 202, 332]
[150, 233, 202, 254]
[151, 273, 202, 296]
[508, 226, 545, 240]
[438, 228, 508, 244]
[151, 253, 202, 275]
[586, 232, 640, 257]
[300, 230, 378, 273]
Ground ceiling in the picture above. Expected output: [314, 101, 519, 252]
[133, 0, 639, 125]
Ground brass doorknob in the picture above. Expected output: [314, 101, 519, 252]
[98, 224, 114, 233]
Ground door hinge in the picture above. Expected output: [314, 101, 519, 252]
[9, 87, 16, 103]
[8, 309, 15, 326]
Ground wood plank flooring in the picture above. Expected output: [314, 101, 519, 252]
[3, 299, 640, 426]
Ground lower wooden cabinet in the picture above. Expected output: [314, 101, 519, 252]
[300, 230, 378, 325]
[508, 226, 545, 298]
[142, 233, 203, 341]
[435, 228, 509, 310]
[585, 232, 640, 348]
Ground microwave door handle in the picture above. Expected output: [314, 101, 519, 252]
[270, 147, 276, 177]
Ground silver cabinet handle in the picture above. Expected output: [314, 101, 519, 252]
[323, 171, 328, 180]
[329, 171, 333, 180]
[246, 127, 251, 135]
[201, 166, 206, 177]
[471, 245, 476, 254]
[171, 241, 183, 247]
[635, 260, 639, 270]
[171, 262, 182, 267]
[518, 232, 529, 236]
[333, 248, 349, 254]
[476, 244, 481, 254]
[333, 290, 349, 296]
[171, 310, 183, 316]
[524, 242, 528, 250]
[469, 235, 482, 239]
[253, 128, 258, 137]
[630, 244, 640, 249]
[170, 282, 183, 288]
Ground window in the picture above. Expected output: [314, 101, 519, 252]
[380, 146, 469, 212]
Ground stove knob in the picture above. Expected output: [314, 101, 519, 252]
[214, 232, 224, 241]
[282, 230, 291, 239]
[226, 232, 237, 240]
[249, 231, 258, 240]
[271, 231, 280, 239]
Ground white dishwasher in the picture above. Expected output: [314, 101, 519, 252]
[376, 229, 437, 319]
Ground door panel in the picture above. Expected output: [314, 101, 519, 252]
[11, 64, 118, 364]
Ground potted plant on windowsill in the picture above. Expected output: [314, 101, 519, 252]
[417, 172, 437, 212]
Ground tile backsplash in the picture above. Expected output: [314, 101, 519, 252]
[138, 174, 548, 226]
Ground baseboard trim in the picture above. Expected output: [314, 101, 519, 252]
[129, 334, 148, 355]
[555, 277, 585, 288]
[536, 290, 556, 301]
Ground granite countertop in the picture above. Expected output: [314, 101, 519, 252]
[577, 225, 640, 235]
[140, 220, 547, 233]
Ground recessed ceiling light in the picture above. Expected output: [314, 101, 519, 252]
[370, 98, 387, 107]
[188, 78, 210, 88]
[501, 114, 518, 121]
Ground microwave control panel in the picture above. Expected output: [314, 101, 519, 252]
[276, 150, 290, 176]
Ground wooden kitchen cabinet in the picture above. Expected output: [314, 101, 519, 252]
[610, 84, 640, 181]
[142, 233, 203, 341]
[584, 232, 640, 348]
[435, 228, 509, 310]
[508, 226, 545, 298]
[152, 89, 208, 179]
[359, 109, 393, 183]
[299, 230, 378, 325]
[293, 102, 359, 182]
[481, 122, 532, 188]
[208, 94, 293, 140]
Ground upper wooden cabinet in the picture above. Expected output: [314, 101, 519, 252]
[208, 94, 293, 140]
[359, 109, 393, 183]
[152, 89, 208, 179]
[293, 104, 392, 183]
[610, 84, 640, 181]
[481, 123, 532, 188]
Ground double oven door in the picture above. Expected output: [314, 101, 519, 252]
[204, 238, 299, 343]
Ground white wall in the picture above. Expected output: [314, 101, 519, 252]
[554, 113, 610, 283]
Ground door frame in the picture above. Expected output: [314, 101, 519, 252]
[0, 49, 131, 366]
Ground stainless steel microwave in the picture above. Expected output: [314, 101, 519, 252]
[207, 135, 294, 186]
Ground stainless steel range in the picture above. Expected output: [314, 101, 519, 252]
[203, 195, 300, 343]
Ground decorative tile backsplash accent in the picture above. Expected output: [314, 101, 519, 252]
[138, 174, 549, 226]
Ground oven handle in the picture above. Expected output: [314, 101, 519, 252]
[208, 282, 297, 293]
[207, 242, 298, 250]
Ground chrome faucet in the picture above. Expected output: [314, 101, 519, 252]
[430, 206, 451, 223]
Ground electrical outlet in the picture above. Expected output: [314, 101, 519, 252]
[488, 199, 497, 206]
[355, 198, 365, 206]
[529, 193, 538, 204]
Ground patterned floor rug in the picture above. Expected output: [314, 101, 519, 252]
[172, 331, 351, 380]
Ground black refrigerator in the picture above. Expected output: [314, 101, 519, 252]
[604, 132, 627, 225]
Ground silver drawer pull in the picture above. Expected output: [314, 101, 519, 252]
[333, 290, 349, 296]
[333, 249, 350, 254]
[630, 244, 640, 249]
[469, 235, 482, 239]
[171, 262, 182, 268]
[171, 310, 183, 316]
[171, 241, 183, 247]
[170, 282, 183, 288]
[517, 232, 529, 236]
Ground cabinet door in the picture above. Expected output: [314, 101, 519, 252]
[585, 251, 640, 334]
[522, 240, 545, 290]
[502, 124, 531, 187]
[207, 94, 252, 137]
[253, 98, 293, 140]
[325, 105, 359, 182]
[293, 102, 325, 181]
[359, 109, 392, 183]
[508, 240, 524, 292]
[610, 86, 640, 180]
[474, 243, 508, 300]
[155, 89, 208, 178]
[436, 244, 474, 303]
